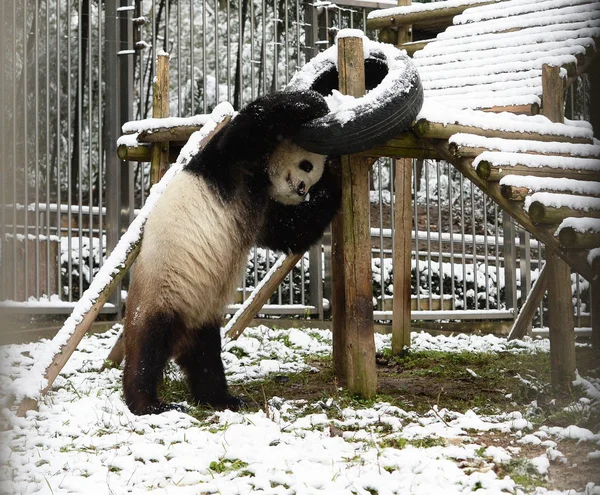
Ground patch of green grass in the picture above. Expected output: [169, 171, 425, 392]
[379, 436, 446, 450]
[497, 458, 545, 491]
[209, 459, 249, 474]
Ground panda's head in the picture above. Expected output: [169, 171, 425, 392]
[268, 139, 326, 206]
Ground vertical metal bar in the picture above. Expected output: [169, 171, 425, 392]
[503, 215, 517, 311]
[105, 0, 121, 313]
[98, 0, 103, 271]
[12, 0, 18, 299]
[459, 174, 467, 309]
[78, 0, 84, 298]
[88, 0, 94, 293]
[215, 0, 219, 105]
[238, 0, 243, 109]
[378, 160, 385, 309]
[261, 0, 266, 94]
[273, 0, 278, 90]
[226, 0, 231, 102]
[519, 229, 531, 318]
[494, 203, 500, 309]
[575, 273, 581, 328]
[448, 162, 455, 310]
[436, 161, 444, 310]
[34, 0, 41, 299]
[203, 0, 207, 111]
[390, 159, 395, 294]
[483, 195, 489, 310]
[538, 244, 544, 327]
[55, 0, 62, 294]
[470, 182, 477, 309]
[0, 0, 5, 301]
[66, 0, 73, 301]
[413, 160, 420, 310]
[284, 0, 289, 84]
[250, 0, 255, 98]
[177, 0, 181, 115]
[425, 160, 432, 309]
[45, 0, 51, 296]
[191, 0, 195, 114]
[22, 0, 30, 299]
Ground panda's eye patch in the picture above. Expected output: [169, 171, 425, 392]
[299, 160, 313, 173]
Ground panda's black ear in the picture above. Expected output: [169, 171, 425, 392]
[214, 90, 329, 160]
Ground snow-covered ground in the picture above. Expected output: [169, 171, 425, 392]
[1, 326, 599, 494]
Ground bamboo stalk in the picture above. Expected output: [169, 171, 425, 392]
[225, 254, 303, 341]
[415, 118, 592, 144]
[528, 202, 600, 224]
[558, 227, 600, 249]
[476, 161, 600, 182]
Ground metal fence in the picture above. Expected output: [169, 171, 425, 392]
[0, 0, 591, 331]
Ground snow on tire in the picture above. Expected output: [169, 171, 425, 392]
[286, 35, 423, 156]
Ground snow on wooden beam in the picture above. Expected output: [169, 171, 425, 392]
[474, 151, 600, 182]
[500, 175, 600, 201]
[367, 0, 499, 30]
[117, 143, 181, 163]
[449, 134, 600, 159]
[557, 217, 600, 249]
[414, 118, 593, 144]
[525, 192, 600, 224]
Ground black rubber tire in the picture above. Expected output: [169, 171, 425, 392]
[286, 45, 424, 156]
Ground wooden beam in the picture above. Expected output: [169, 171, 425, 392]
[507, 265, 548, 341]
[117, 143, 181, 163]
[476, 161, 600, 182]
[366, 0, 497, 30]
[358, 133, 441, 160]
[592, 279, 600, 352]
[481, 103, 540, 116]
[415, 118, 592, 145]
[338, 34, 377, 399]
[225, 254, 303, 341]
[541, 64, 565, 123]
[501, 184, 600, 201]
[558, 226, 600, 249]
[449, 142, 600, 160]
[138, 125, 203, 143]
[528, 202, 600, 224]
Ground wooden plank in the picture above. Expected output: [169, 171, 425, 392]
[501, 184, 600, 201]
[415, 118, 592, 145]
[476, 162, 600, 182]
[392, 158, 412, 355]
[117, 143, 181, 163]
[481, 103, 540, 115]
[449, 142, 600, 160]
[225, 254, 303, 341]
[366, 0, 498, 30]
[507, 264, 548, 341]
[541, 64, 565, 124]
[337, 34, 377, 399]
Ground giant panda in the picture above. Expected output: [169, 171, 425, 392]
[123, 90, 341, 416]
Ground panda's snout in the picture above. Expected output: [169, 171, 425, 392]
[297, 181, 306, 196]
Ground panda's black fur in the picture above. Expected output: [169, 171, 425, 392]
[123, 91, 341, 415]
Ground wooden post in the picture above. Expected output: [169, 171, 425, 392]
[392, 159, 412, 354]
[542, 63, 576, 391]
[547, 251, 576, 390]
[150, 52, 170, 184]
[391, 0, 413, 356]
[336, 34, 377, 398]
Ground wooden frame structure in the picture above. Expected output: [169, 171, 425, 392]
[14, 0, 600, 415]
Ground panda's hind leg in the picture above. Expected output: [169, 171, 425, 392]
[123, 311, 182, 415]
[175, 323, 242, 411]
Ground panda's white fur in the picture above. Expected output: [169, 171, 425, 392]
[122, 91, 338, 416]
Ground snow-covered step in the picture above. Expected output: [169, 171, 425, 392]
[449, 133, 600, 159]
[500, 174, 600, 201]
[473, 151, 600, 181]
[524, 192, 600, 224]
[556, 217, 600, 249]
